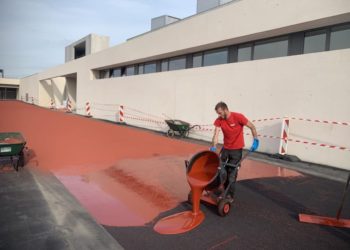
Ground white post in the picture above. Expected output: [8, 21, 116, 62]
[279, 117, 290, 155]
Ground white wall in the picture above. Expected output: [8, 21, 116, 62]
[19, 74, 39, 103]
[77, 49, 350, 170]
[0, 78, 20, 86]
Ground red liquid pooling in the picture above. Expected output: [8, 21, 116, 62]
[154, 151, 219, 234]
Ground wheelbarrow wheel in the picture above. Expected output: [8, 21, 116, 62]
[187, 192, 193, 204]
[218, 199, 231, 217]
[181, 130, 189, 138]
[19, 151, 25, 168]
[167, 129, 175, 137]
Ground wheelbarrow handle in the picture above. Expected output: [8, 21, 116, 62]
[189, 125, 201, 130]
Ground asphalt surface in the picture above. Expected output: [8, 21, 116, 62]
[105, 173, 350, 250]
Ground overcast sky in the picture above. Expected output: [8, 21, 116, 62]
[0, 0, 196, 78]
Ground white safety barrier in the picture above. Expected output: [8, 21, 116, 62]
[86, 102, 92, 117]
[50, 99, 55, 109]
[66, 99, 72, 113]
[279, 117, 290, 155]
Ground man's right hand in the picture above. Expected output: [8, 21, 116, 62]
[250, 138, 259, 152]
[209, 146, 217, 152]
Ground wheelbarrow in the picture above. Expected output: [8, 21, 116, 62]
[165, 119, 200, 138]
[0, 132, 26, 171]
[186, 150, 251, 216]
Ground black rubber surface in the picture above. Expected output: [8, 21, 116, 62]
[104, 175, 350, 250]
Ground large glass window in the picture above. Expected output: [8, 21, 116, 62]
[6, 88, 17, 99]
[253, 37, 288, 60]
[144, 62, 157, 74]
[304, 29, 327, 54]
[110, 68, 121, 78]
[237, 44, 252, 62]
[138, 64, 144, 75]
[161, 60, 169, 72]
[193, 53, 203, 68]
[330, 23, 350, 51]
[203, 48, 228, 66]
[169, 56, 186, 71]
[99, 69, 110, 79]
[126, 66, 135, 76]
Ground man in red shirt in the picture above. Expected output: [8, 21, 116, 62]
[211, 102, 259, 198]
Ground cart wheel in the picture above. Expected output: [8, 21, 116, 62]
[187, 192, 193, 204]
[182, 130, 189, 138]
[19, 151, 25, 168]
[167, 129, 175, 137]
[12, 157, 19, 172]
[218, 199, 231, 217]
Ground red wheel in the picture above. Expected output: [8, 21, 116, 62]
[223, 203, 230, 214]
[218, 200, 231, 217]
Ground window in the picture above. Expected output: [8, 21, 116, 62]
[330, 23, 350, 51]
[193, 53, 203, 68]
[138, 64, 144, 75]
[253, 37, 288, 60]
[74, 42, 86, 59]
[110, 68, 121, 78]
[161, 60, 169, 71]
[144, 62, 157, 74]
[169, 56, 186, 71]
[6, 88, 17, 99]
[93, 23, 349, 79]
[237, 44, 252, 62]
[0, 88, 17, 100]
[304, 29, 327, 54]
[126, 66, 135, 76]
[99, 69, 110, 79]
[203, 48, 228, 67]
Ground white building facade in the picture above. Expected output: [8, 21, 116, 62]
[19, 0, 350, 170]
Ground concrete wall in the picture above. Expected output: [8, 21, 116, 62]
[19, 74, 39, 103]
[0, 78, 20, 86]
[19, 0, 350, 170]
[65, 34, 110, 62]
[78, 49, 350, 170]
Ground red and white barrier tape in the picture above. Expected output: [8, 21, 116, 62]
[250, 133, 350, 152]
[124, 114, 166, 125]
[289, 117, 350, 126]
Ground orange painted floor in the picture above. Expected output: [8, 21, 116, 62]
[1, 101, 349, 249]
[0, 101, 301, 227]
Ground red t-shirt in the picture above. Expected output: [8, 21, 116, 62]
[214, 112, 248, 150]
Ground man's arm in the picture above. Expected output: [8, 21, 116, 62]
[212, 127, 220, 147]
[246, 121, 258, 138]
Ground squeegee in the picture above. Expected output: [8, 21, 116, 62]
[299, 173, 350, 228]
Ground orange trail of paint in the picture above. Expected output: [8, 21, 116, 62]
[154, 151, 219, 234]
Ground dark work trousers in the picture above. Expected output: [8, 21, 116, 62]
[220, 148, 243, 197]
